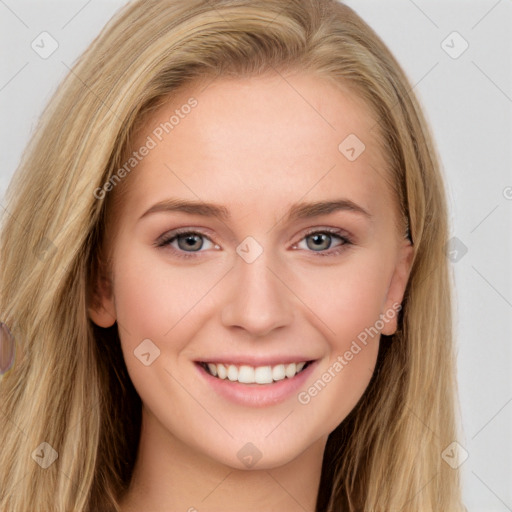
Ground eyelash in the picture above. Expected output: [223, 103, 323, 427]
[155, 227, 354, 260]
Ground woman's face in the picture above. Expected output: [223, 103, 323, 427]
[91, 72, 413, 470]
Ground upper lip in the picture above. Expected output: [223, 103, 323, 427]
[195, 356, 317, 366]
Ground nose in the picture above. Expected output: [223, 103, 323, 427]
[220, 250, 294, 337]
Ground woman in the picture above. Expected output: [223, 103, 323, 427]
[0, 0, 465, 510]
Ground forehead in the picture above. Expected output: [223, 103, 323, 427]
[119, 72, 395, 225]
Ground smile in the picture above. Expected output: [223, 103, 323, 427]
[200, 361, 310, 384]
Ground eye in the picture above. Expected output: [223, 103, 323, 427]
[155, 227, 353, 260]
[294, 229, 353, 256]
[155, 229, 218, 259]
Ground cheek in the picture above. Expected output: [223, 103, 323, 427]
[291, 254, 390, 423]
[110, 246, 219, 353]
[295, 251, 392, 344]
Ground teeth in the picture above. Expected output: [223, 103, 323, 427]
[254, 366, 273, 384]
[217, 364, 227, 379]
[227, 365, 238, 381]
[238, 365, 254, 384]
[285, 363, 296, 378]
[272, 364, 286, 381]
[204, 361, 308, 384]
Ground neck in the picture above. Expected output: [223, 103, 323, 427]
[119, 406, 326, 512]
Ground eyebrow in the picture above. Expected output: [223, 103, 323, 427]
[139, 198, 372, 223]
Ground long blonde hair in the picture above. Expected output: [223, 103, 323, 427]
[0, 0, 465, 510]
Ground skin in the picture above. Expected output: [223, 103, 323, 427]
[90, 71, 414, 512]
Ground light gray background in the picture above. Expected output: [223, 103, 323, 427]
[1, 1, 511, 510]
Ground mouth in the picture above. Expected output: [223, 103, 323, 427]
[194, 357, 319, 407]
[198, 361, 312, 385]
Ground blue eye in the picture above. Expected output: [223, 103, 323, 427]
[156, 230, 217, 259]
[294, 229, 353, 257]
[156, 228, 353, 259]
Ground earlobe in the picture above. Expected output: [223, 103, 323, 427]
[381, 240, 414, 335]
[88, 271, 117, 328]
[89, 303, 117, 328]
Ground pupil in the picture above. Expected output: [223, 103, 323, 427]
[308, 233, 330, 251]
[179, 234, 202, 251]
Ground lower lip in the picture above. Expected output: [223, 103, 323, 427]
[195, 361, 318, 407]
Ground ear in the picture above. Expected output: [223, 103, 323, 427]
[88, 264, 117, 328]
[381, 238, 414, 335]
